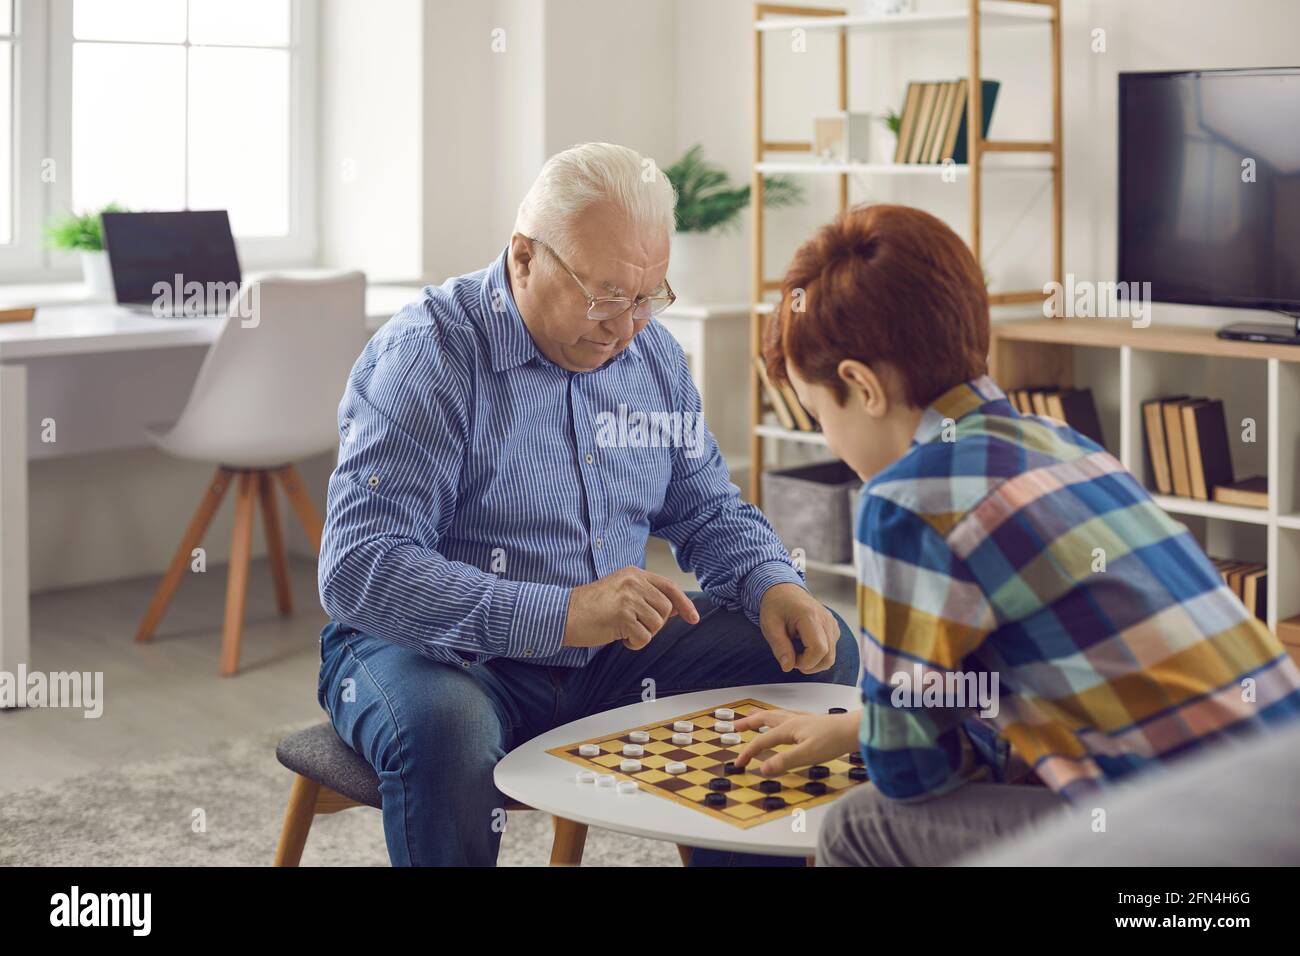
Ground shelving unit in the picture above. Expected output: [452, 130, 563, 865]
[991, 316, 1300, 638]
[748, 0, 1063, 577]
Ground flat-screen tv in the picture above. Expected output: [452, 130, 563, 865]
[1119, 67, 1300, 315]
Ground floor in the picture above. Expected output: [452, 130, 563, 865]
[1, 538, 856, 836]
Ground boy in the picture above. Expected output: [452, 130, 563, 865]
[734, 203, 1300, 866]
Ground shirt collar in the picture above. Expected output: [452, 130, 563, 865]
[910, 375, 1006, 446]
[478, 247, 644, 373]
[480, 249, 544, 372]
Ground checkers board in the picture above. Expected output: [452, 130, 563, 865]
[546, 698, 868, 829]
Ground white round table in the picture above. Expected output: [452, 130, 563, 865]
[494, 682, 860, 859]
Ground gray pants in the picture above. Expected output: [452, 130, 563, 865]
[817, 782, 1066, 867]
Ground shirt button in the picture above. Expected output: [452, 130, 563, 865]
[523, 647, 535, 658]
[461, 659, 471, 668]
[367, 474, 380, 488]
[595, 537, 603, 549]
[585, 453, 594, 465]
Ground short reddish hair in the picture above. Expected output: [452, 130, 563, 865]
[764, 204, 989, 408]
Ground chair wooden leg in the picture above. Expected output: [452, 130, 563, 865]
[676, 844, 693, 866]
[274, 774, 322, 867]
[219, 472, 257, 677]
[136, 468, 233, 642]
[549, 816, 588, 866]
[257, 471, 293, 616]
[274, 464, 323, 552]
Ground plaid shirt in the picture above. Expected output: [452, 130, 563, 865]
[857, 376, 1300, 802]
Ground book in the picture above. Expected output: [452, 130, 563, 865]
[1212, 475, 1268, 509]
[1163, 397, 1204, 498]
[1030, 390, 1051, 416]
[950, 79, 1001, 164]
[752, 356, 795, 431]
[908, 83, 940, 164]
[1227, 563, 1256, 598]
[778, 380, 815, 431]
[1018, 389, 1040, 414]
[893, 83, 923, 164]
[1011, 388, 1041, 414]
[1213, 560, 1250, 593]
[938, 79, 969, 162]
[1046, 389, 1105, 448]
[1243, 567, 1268, 622]
[911, 82, 938, 164]
[925, 82, 957, 164]
[1141, 395, 1187, 495]
[1181, 399, 1234, 501]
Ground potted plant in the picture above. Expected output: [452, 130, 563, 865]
[664, 146, 802, 304]
[45, 203, 123, 301]
[878, 110, 902, 164]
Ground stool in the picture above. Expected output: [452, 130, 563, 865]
[274, 722, 591, 866]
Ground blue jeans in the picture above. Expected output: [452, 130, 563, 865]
[317, 593, 859, 866]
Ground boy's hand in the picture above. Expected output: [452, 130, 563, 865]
[733, 709, 862, 777]
[758, 583, 840, 674]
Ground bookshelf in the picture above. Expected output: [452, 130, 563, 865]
[749, 0, 1063, 578]
[991, 316, 1300, 639]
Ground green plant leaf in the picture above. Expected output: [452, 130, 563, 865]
[44, 202, 125, 252]
[665, 144, 804, 234]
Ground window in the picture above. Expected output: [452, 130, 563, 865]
[0, 0, 315, 279]
[71, 0, 292, 237]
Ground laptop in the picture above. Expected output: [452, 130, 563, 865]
[101, 210, 243, 318]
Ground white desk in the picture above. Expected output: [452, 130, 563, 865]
[494, 682, 860, 859]
[0, 282, 425, 675]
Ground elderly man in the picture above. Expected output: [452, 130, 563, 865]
[316, 142, 858, 867]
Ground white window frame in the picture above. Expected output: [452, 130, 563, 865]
[0, 0, 49, 274]
[1, 0, 316, 282]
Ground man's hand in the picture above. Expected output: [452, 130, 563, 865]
[733, 709, 861, 777]
[563, 567, 700, 650]
[758, 582, 840, 674]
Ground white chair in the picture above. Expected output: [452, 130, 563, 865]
[135, 272, 367, 676]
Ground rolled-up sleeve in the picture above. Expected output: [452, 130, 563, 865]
[317, 323, 570, 665]
[649, 344, 804, 625]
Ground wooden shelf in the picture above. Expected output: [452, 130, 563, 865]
[755, 424, 829, 447]
[991, 317, 1300, 363]
[992, 316, 1300, 635]
[754, 1, 1052, 34]
[750, 1, 1064, 508]
[755, 159, 1053, 175]
[1149, 495, 1271, 527]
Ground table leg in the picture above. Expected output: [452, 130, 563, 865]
[0, 364, 30, 691]
[549, 816, 588, 866]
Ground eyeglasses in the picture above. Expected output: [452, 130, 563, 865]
[528, 235, 675, 322]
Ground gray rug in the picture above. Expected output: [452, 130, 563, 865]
[0, 722, 678, 867]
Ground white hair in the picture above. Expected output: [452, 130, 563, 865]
[514, 142, 676, 260]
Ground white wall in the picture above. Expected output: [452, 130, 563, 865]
[319, 0, 680, 284]
[542, 0, 677, 160]
[317, 0, 425, 282]
[420, 0, 510, 279]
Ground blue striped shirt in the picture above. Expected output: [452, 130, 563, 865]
[318, 249, 803, 669]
